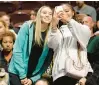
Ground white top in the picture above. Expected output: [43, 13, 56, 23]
[48, 19, 93, 81]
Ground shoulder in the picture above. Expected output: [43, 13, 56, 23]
[74, 6, 78, 10]
[94, 36, 99, 40]
[86, 5, 96, 11]
[19, 20, 34, 32]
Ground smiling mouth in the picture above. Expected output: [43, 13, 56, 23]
[0, 75, 5, 78]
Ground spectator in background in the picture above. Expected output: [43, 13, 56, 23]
[0, 13, 17, 36]
[74, 1, 97, 22]
[82, 16, 95, 35]
[0, 19, 8, 50]
[8, 6, 53, 85]
[81, 16, 99, 85]
[35, 78, 50, 85]
[75, 13, 87, 23]
[0, 31, 16, 72]
[30, 9, 38, 22]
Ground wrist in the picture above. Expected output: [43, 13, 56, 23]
[52, 27, 58, 32]
[29, 78, 33, 85]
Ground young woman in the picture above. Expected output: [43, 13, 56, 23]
[48, 3, 93, 85]
[8, 6, 53, 85]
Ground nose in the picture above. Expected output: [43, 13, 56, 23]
[46, 13, 50, 17]
[6, 42, 11, 46]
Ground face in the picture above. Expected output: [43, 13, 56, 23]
[2, 36, 13, 52]
[35, 81, 48, 85]
[60, 5, 74, 22]
[40, 7, 52, 24]
[30, 10, 36, 21]
[0, 22, 6, 40]
[1, 15, 10, 27]
[82, 17, 94, 30]
[76, 1, 84, 8]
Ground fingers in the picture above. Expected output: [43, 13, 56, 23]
[24, 79, 32, 85]
[21, 78, 28, 85]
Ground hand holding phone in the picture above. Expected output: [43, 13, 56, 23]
[55, 6, 64, 13]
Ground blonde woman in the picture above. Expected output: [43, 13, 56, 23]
[8, 6, 53, 85]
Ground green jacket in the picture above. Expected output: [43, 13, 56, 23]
[8, 21, 50, 82]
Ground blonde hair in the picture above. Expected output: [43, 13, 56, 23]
[0, 19, 8, 31]
[35, 6, 52, 46]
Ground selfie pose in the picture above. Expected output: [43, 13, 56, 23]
[48, 3, 93, 85]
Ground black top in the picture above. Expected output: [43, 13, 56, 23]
[0, 51, 8, 72]
[27, 31, 53, 78]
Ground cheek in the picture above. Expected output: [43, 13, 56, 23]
[2, 43, 6, 48]
[0, 28, 5, 32]
[40, 15, 44, 21]
[10, 44, 14, 47]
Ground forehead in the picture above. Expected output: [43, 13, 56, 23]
[62, 5, 71, 10]
[76, 1, 84, 3]
[41, 7, 52, 12]
[2, 36, 13, 40]
[83, 17, 92, 22]
[1, 15, 9, 19]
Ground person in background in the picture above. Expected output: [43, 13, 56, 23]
[0, 19, 8, 50]
[48, 3, 93, 85]
[8, 6, 53, 85]
[82, 16, 95, 36]
[30, 9, 38, 22]
[0, 13, 17, 37]
[74, 1, 97, 22]
[75, 13, 87, 23]
[0, 31, 16, 72]
[81, 15, 99, 85]
[35, 78, 50, 85]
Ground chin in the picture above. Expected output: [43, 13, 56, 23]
[0, 68, 9, 85]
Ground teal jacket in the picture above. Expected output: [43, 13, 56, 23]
[8, 21, 50, 82]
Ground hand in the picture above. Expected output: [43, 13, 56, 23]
[78, 77, 86, 85]
[59, 11, 72, 23]
[24, 79, 32, 85]
[52, 8, 60, 29]
[21, 78, 28, 85]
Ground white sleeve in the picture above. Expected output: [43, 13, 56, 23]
[67, 19, 91, 50]
[47, 29, 62, 51]
[88, 62, 93, 73]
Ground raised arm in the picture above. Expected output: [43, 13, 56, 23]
[67, 19, 91, 49]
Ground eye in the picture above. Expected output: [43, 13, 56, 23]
[49, 13, 52, 15]
[65, 10, 69, 12]
[3, 41, 7, 43]
[43, 11, 47, 14]
[9, 41, 13, 43]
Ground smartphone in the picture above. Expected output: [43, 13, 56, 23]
[55, 6, 64, 13]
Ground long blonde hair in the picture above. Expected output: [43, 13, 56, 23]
[35, 6, 52, 46]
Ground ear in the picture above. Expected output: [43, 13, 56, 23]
[72, 11, 74, 16]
